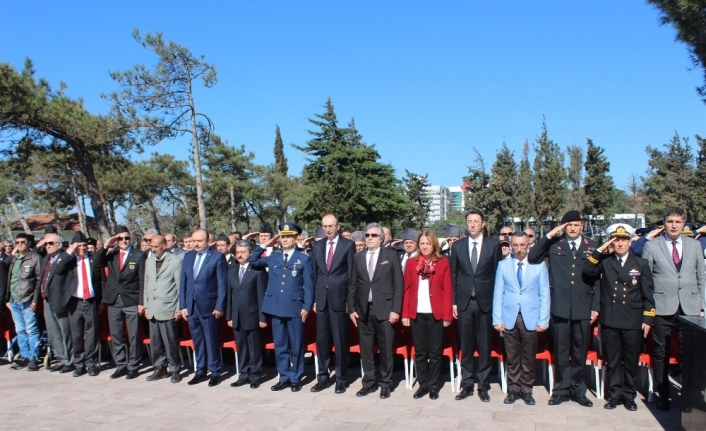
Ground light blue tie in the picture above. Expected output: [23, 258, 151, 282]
[193, 253, 203, 277]
[517, 262, 523, 287]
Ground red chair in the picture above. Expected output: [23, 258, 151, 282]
[140, 317, 152, 364]
[218, 318, 240, 378]
[177, 319, 195, 368]
[535, 331, 554, 395]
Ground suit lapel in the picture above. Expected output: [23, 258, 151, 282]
[609, 254, 631, 278]
[457, 237, 471, 270]
[658, 237, 678, 272]
[558, 237, 573, 256]
[195, 251, 211, 281]
[120, 249, 134, 273]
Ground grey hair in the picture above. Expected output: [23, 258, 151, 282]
[365, 223, 385, 241]
[143, 228, 160, 236]
[45, 233, 65, 243]
[350, 231, 365, 243]
[235, 239, 254, 252]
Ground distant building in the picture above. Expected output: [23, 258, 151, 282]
[448, 186, 464, 212]
[425, 185, 450, 223]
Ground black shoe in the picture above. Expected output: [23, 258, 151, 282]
[60, 365, 75, 374]
[429, 389, 439, 400]
[356, 384, 378, 397]
[624, 399, 637, 411]
[291, 383, 302, 392]
[73, 367, 87, 377]
[88, 367, 99, 377]
[271, 381, 291, 391]
[380, 387, 391, 399]
[413, 387, 429, 399]
[455, 387, 474, 400]
[10, 357, 28, 370]
[126, 369, 139, 380]
[478, 390, 490, 402]
[604, 397, 622, 410]
[310, 381, 330, 392]
[334, 382, 346, 394]
[26, 358, 39, 371]
[50, 364, 64, 372]
[548, 394, 570, 405]
[146, 367, 169, 381]
[187, 373, 209, 385]
[522, 393, 536, 405]
[250, 381, 260, 389]
[572, 395, 593, 407]
[230, 378, 248, 387]
[504, 392, 520, 404]
[110, 368, 128, 379]
[208, 375, 221, 387]
[656, 397, 670, 411]
[170, 372, 182, 383]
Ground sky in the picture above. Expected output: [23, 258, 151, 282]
[2, 1, 705, 194]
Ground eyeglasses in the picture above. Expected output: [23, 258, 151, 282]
[15, 240, 27, 245]
[527, 234, 535, 238]
[45, 241, 57, 246]
[118, 236, 131, 241]
[364, 233, 380, 238]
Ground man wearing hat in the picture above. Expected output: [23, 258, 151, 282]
[584, 224, 655, 411]
[249, 222, 314, 392]
[103, 226, 147, 379]
[215, 234, 236, 268]
[441, 224, 462, 259]
[398, 228, 419, 272]
[528, 210, 599, 407]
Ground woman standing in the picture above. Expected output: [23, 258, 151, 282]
[402, 230, 453, 399]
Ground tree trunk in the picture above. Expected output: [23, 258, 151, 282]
[52, 210, 65, 237]
[70, 141, 112, 241]
[188, 85, 207, 230]
[68, 167, 88, 235]
[230, 186, 237, 232]
[149, 199, 162, 233]
[6, 196, 31, 234]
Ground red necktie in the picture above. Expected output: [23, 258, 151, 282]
[326, 241, 334, 270]
[262, 248, 268, 257]
[672, 240, 681, 266]
[119, 251, 125, 271]
[80, 256, 90, 299]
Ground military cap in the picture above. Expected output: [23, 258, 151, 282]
[499, 234, 510, 246]
[560, 210, 582, 224]
[443, 224, 461, 238]
[400, 228, 419, 242]
[606, 223, 635, 239]
[278, 222, 302, 236]
[71, 231, 88, 244]
[216, 233, 230, 245]
[682, 223, 697, 237]
[86, 237, 97, 246]
[260, 224, 274, 235]
[44, 224, 58, 234]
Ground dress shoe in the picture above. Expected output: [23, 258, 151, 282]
[73, 367, 87, 377]
[624, 399, 638, 411]
[656, 397, 670, 411]
[522, 393, 536, 405]
[146, 366, 169, 381]
[50, 364, 64, 372]
[356, 384, 378, 397]
[413, 387, 429, 399]
[504, 392, 521, 404]
[27, 358, 39, 371]
[572, 395, 593, 407]
[187, 373, 209, 385]
[60, 365, 75, 374]
[604, 397, 622, 410]
[548, 394, 570, 405]
[429, 389, 439, 400]
[379, 387, 391, 399]
[291, 383, 302, 392]
[170, 372, 182, 383]
[88, 367, 99, 377]
[478, 390, 490, 402]
[250, 381, 260, 389]
[270, 381, 291, 391]
[455, 387, 474, 400]
[208, 375, 221, 387]
[310, 381, 330, 392]
[334, 382, 346, 394]
[110, 368, 128, 379]
[126, 369, 139, 380]
[10, 357, 28, 370]
[230, 378, 248, 387]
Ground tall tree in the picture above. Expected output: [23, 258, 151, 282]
[462, 148, 492, 214]
[532, 120, 567, 234]
[486, 143, 518, 232]
[626, 173, 646, 224]
[691, 134, 706, 222]
[515, 140, 536, 230]
[583, 139, 614, 233]
[270, 125, 297, 226]
[107, 29, 217, 230]
[401, 170, 432, 229]
[566, 144, 585, 214]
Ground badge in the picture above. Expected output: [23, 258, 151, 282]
[628, 269, 641, 277]
[23, 265, 31, 273]
[291, 269, 298, 277]
[129, 262, 135, 270]
[632, 278, 638, 285]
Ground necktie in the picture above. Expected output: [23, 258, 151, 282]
[193, 253, 203, 277]
[470, 242, 478, 273]
[41, 257, 54, 298]
[283, 253, 289, 266]
[367, 251, 375, 301]
[326, 241, 335, 270]
[672, 240, 681, 267]
[517, 262, 523, 286]
[239, 265, 245, 283]
[571, 242, 577, 256]
[119, 251, 126, 271]
[80, 256, 90, 299]
[618, 257, 623, 267]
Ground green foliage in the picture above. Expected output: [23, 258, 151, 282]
[532, 120, 567, 233]
[691, 135, 706, 221]
[583, 139, 614, 232]
[514, 140, 536, 226]
[401, 170, 432, 230]
[462, 148, 492, 214]
[566, 144, 585, 214]
[486, 143, 518, 232]
[270, 125, 297, 225]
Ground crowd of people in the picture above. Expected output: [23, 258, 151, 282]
[0, 207, 702, 412]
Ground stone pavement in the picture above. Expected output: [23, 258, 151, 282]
[0, 361, 682, 431]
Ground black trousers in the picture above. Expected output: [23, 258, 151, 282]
[316, 304, 349, 384]
[458, 298, 493, 391]
[68, 297, 98, 368]
[550, 314, 590, 397]
[652, 309, 684, 399]
[148, 318, 180, 372]
[504, 313, 538, 394]
[107, 295, 141, 370]
[410, 313, 444, 390]
[357, 302, 395, 389]
[601, 325, 642, 400]
[233, 320, 263, 383]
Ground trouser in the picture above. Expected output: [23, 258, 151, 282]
[9, 301, 39, 360]
[107, 295, 140, 370]
[315, 304, 349, 384]
[271, 315, 304, 383]
[652, 309, 684, 399]
[68, 297, 98, 368]
[43, 299, 73, 366]
[148, 318, 180, 372]
[233, 320, 263, 382]
[358, 302, 395, 389]
[551, 314, 590, 397]
[189, 306, 222, 376]
[504, 313, 538, 394]
[410, 313, 444, 390]
[602, 325, 642, 400]
[458, 298, 493, 391]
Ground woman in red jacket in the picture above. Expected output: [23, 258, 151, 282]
[402, 230, 453, 400]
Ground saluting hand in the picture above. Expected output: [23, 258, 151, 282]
[597, 237, 616, 254]
[243, 232, 260, 241]
[547, 223, 568, 239]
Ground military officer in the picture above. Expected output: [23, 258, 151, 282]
[584, 224, 655, 411]
[248, 222, 314, 392]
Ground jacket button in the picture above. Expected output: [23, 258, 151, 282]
[281, 282, 285, 285]
[572, 264, 575, 268]
[280, 289, 284, 293]
[571, 281, 574, 285]
[615, 281, 618, 284]
[571, 273, 574, 276]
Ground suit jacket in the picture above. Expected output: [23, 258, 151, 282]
[62, 249, 108, 304]
[226, 254, 237, 269]
[450, 236, 502, 313]
[528, 234, 599, 320]
[103, 246, 146, 306]
[143, 253, 182, 321]
[311, 236, 355, 312]
[492, 258, 550, 330]
[179, 249, 228, 317]
[38, 251, 73, 313]
[226, 263, 267, 330]
[347, 246, 403, 321]
[584, 251, 655, 329]
[402, 256, 453, 322]
[642, 235, 706, 316]
[249, 247, 314, 318]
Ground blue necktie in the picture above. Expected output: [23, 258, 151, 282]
[193, 253, 203, 277]
[517, 262, 523, 286]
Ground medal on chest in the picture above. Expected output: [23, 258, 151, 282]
[628, 269, 640, 285]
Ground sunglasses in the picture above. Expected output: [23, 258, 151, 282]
[118, 236, 131, 241]
[15, 240, 27, 245]
[527, 234, 535, 238]
[45, 241, 57, 246]
[364, 233, 380, 238]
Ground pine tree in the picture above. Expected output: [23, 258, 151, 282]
[532, 120, 567, 234]
[402, 170, 432, 230]
[583, 139, 614, 233]
[462, 148, 492, 215]
[566, 145, 585, 214]
[515, 140, 536, 230]
[486, 143, 518, 232]
[693, 135, 706, 222]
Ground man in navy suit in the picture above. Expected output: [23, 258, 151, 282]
[179, 228, 228, 387]
[249, 222, 314, 392]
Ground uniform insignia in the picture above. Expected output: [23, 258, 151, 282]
[628, 269, 641, 277]
[644, 308, 656, 317]
[23, 265, 31, 273]
[291, 269, 297, 277]
[632, 278, 638, 285]
[129, 262, 135, 270]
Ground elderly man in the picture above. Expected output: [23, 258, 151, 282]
[398, 228, 419, 272]
[141, 235, 183, 383]
[524, 228, 537, 248]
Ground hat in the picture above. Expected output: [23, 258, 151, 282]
[71, 231, 88, 244]
[682, 223, 697, 237]
[216, 233, 230, 245]
[606, 223, 635, 239]
[350, 231, 365, 243]
[86, 237, 97, 246]
[260, 224, 274, 235]
[278, 222, 302, 236]
[400, 228, 419, 242]
[115, 225, 130, 235]
[44, 225, 58, 234]
[560, 210, 582, 224]
[314, 226, 326, 239]
[500, 234, 510, 246]
[443, 224, 461, 238]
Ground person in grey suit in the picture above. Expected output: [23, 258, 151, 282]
[642, 206, 706, 411]
[141, 235, 182, 383]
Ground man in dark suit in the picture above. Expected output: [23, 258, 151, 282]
[585, 223, 655, 411]
[528, 210, 599, 407]
[102, 226, 147, 379]
[249, 222, 314, 392]
[348, 222, 403, 399]
[179, 228, 228, 387]
[227, 240, 268, 389]
[450, 209, 502, 402]
[641, 207, 706, 411]
[310, 214, 355, 394]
